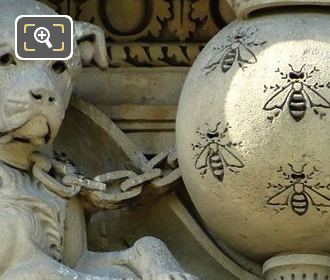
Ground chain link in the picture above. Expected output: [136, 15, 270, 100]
[30, 146, 181, 209]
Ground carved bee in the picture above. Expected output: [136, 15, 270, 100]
[192, 122, 244, 182]
[204, 27, 266, 74]
[267, 164, 330, 216]
[263, 64, 330, 122]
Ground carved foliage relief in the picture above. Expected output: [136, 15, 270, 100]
[39, 0, 235, 66]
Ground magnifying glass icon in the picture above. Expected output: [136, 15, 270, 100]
[34, 27, 53, 49]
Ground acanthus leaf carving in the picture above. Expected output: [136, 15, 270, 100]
[191, 0, 219, 38]
[149, 0, 172, 38]
[38, 0, 232, 66]
[74, 0, 172, 41]
[38, 0, 68, 14]
[109, 43, 204, 67]
[168, 0, 197, 41]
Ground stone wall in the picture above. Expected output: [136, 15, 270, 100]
[39, 0, 235, 154]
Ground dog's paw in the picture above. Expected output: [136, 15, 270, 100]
[154, 272, 199, 280]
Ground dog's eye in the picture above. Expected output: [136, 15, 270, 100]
[0, 53, 16, 66]
[52, 61, 67, 74]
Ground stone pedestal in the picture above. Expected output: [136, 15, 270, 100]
[263, 254, 330, 280]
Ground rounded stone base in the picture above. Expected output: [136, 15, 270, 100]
[263, 254, 330, 280]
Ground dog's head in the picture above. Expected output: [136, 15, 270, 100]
[0, 0, 108, 169]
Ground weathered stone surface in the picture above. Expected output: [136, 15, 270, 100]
[176, 1, 330, 272]
[228, 0, 330, 19]
[0, 1, 199, 279]
[263, 254, 330, 280]
[74, 68, 184, 154]
[87, 193, 258, 280]
[40, 0, 236, 67]
[75, 67, 188, 105]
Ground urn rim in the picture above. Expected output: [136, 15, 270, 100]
[227, 0, 330, 19]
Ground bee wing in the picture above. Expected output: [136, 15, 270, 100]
[267, 187, 291, 206]
[263, 85, 292, 111]
[238, 45, 257, 64]
[303, 87, 330, 108]
[219, 146, 244, 168]
[204, 46, 231, 70]
[195, 147, 210, 170]
[304, 186, 330, 207]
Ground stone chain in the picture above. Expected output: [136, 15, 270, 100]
[30, 147, 181, 209]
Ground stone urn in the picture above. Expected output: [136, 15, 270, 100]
[176, 0, 330, 279]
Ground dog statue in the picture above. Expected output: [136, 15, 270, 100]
[0, 1, 198, 280]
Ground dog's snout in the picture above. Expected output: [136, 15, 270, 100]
[30, 89, 56, 104]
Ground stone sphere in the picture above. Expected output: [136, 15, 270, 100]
[176, 12, 330, 262]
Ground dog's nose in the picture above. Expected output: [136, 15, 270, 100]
[30, 89, 56, 104]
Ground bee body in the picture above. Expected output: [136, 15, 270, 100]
[193, 123, 244, 182]
[288, 87, 307, 122]
[222, 47, 238, 73]
[209, 152, 225, 182]
[290, 191, 309, 216]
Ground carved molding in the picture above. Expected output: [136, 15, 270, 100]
[39, 0, 236, 66]
[108, 42, 204, 66]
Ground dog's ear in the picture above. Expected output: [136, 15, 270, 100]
[74, 21, 108, 70]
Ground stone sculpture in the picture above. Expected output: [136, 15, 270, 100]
[0, 1, 198, 279]
[176, 0, 330, 279]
